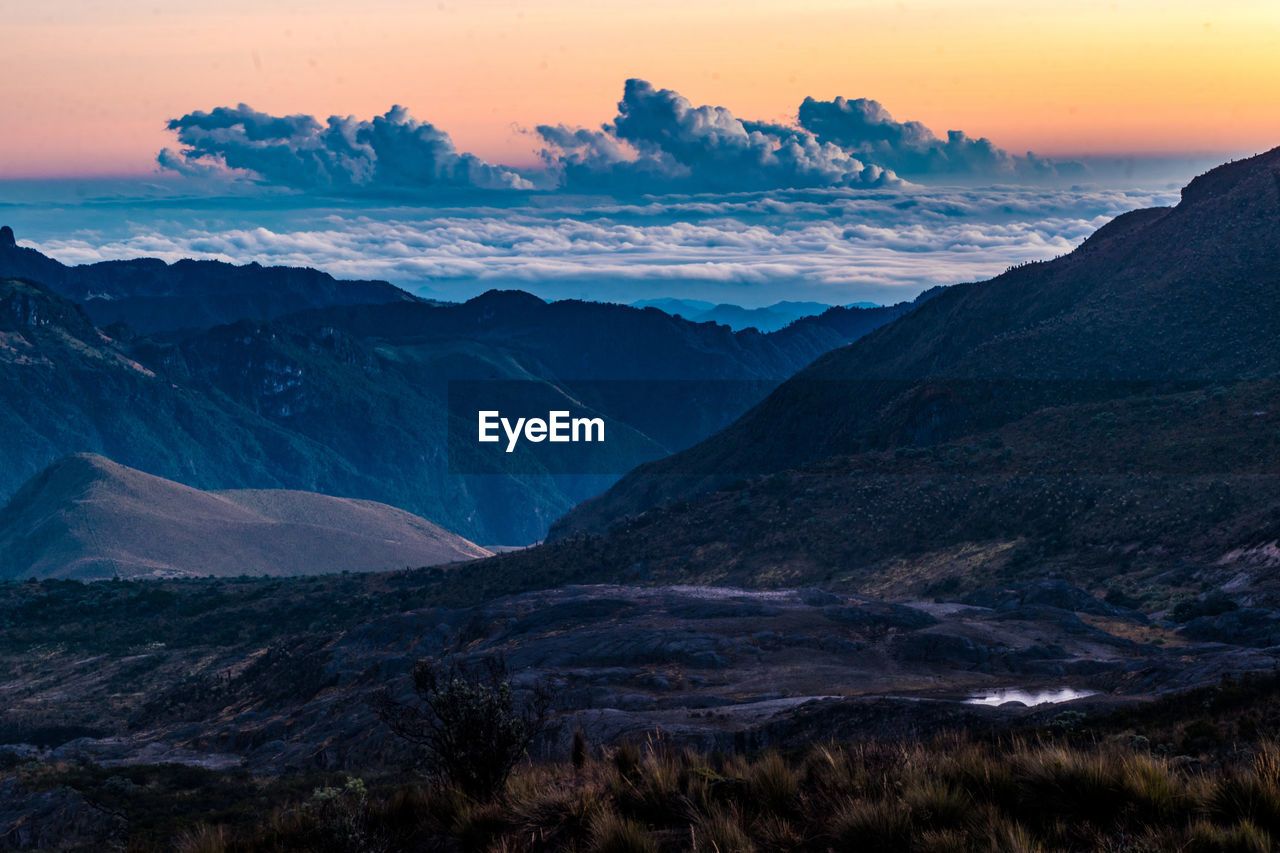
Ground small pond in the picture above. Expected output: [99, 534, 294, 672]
[964, 687, 1099, 707]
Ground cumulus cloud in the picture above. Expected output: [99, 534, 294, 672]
[797, 96, 1085, 180]
[537, 79, 900, 192]
[158, 81, 1099, 195]
[159, 104, 533, 192]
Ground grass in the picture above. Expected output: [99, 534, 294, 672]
[14, 729, 1280, 852]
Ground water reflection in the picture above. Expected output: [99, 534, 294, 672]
[965, 687, 1098, 706]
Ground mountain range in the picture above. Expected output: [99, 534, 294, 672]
[630, 297, 884, 332]
[7, 149, 1280, 851]
[0, 224, 415, 334]
[0, 234, 919, 545]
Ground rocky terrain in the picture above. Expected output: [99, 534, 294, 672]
[2, 576, 1274, 778]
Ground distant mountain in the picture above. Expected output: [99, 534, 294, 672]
[630, 297, 888, 332]
[689, 304, 799, 332]
[0, 226, 416, 333]
[0, 269, 915, 544]
[0, 454, 489, 580]
[629, 298, 715, 317]
[554, 146, 1280, 539]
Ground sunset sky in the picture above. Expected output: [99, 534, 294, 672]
[4, 0, 1279, 178]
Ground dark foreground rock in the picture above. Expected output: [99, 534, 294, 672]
[4, 583, 1277, 775]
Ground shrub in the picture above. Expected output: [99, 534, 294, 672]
[747, 751, 798, 815]
[297, 776, 388, 853]
[692, 804, 755, 853]
[586, 812, 659, 853]
[373, 653, 551, 801]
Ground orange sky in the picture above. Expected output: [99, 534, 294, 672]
[2, 0, 1278, 178]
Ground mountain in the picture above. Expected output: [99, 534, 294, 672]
[690, 300, 859, 332]
[688, 303, 800, 332]
[631, 297, 891, 332]
[489, 378, 1280, 610]
[0, 226, 416, 333]
[554, 146, 1280, 538]
[0, 454, 489, 580]
[629, 297, 715, 317]
[0, 269, 915, 544]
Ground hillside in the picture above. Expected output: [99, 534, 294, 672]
[0, 454, 489, 580]
[0, 226, 416, 333]
[479, 380, 1280, 615]
[554, 146, 1280, 537]
[0, 272, 911, 544]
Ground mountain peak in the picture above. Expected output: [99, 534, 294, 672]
[469, 289, 548, 310]
[40, 452, 121, 482]
[0, 226, 14, 248]
[0, 276, 99, 338]
[1178, 145, 1280, 209]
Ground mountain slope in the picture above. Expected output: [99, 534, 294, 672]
[554, 147, 1280, 537]
[0, 454, 489, 580]
[0, 276, 368, 503]
[0, 226, 416, 333]
[456, 378, 1280, 617]
[0, 273, 913, 544]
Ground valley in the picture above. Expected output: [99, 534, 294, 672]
[3, 148, 1280, 850]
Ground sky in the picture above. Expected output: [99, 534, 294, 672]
[0, 0, 1274, 308]
[2, 0, 1278, 178]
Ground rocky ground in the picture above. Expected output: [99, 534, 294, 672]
[6, 580, 1278, 780]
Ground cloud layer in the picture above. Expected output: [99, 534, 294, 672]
[159, 104, 533, 192]
[158, 80, 1089, 195]
[24, 185, 1178, 306]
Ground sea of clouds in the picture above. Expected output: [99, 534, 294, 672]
[7, 184, 1178, 305]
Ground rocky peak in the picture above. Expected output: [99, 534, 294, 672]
[1, 278, 97, 337]
[0, 226, 15, 249]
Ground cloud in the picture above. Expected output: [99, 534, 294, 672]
[159, 104, 533, 192]
[538, 79, 900, 192]
[158, 81, 1100, 196]
[796, 96, 1085, 180]
[26, 185, 1177, 306]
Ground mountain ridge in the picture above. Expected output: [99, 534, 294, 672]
[552, 145, 1280, 538]
[0, 264, 916, 543]
[0, 229, 418, 334]
[0, 453, 490, 580]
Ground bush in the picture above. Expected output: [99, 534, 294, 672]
[1171, 591, 1239, 623]
[587, 812, 658, 853]
[374, 653, 550, 801]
